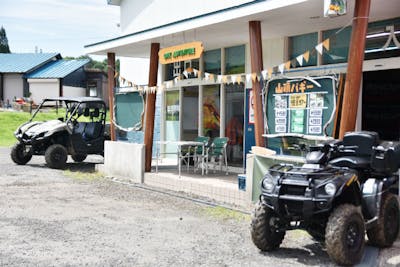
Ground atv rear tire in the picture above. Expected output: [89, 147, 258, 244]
[11, 143, 32, 165]
[325, 204, 365, 266]
[45, 144, 68, 169]
[367, 193, 400, 247]
[71, 154, 87, 162]
[250, 201, 285, 251]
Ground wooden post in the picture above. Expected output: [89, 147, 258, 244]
[338, 0, 371, 139]
[107, 52, 116, 141]
[144, 43, 160, 172]
[249, 21, 265, 147]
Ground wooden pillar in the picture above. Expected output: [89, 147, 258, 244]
[107, 52, 116, 141]
[338, 0, 371, 139]
[144, 43, 160, 172]
[249, 21, 265, 147]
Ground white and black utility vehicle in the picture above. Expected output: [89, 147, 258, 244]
[251, 131, 400, 266]
[11, 97, 108, 169]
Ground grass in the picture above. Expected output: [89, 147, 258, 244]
[0, 108, 111, 147]
[201, 206, 250, 221]
[0, 109, 65, 147]
[63, 170, 104, 181]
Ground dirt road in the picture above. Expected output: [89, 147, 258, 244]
[0, 147, 394, 266]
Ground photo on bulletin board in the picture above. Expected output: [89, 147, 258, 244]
[264, 76, 337, 137]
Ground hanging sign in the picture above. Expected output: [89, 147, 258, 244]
[324, 0, 347, 17]
[265, 76, 336, 137]
[158, 42, 204, 64]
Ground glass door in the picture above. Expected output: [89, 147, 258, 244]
[182, 86, 199, 141]
[203, 85, 220, 138]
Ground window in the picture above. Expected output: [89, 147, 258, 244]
[225, 45, 245, 74]
[322, 26, 351, 64]
[204, 49, 221, 74]
[289, 32, 318, 67]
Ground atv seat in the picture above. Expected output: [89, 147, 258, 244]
[83, 122, 103, 140]
[330, 131, 379, 169]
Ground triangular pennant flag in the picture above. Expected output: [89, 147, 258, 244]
[217, 75, 223, 82]
[209, 74, 215, 82]
[196, 70, 201, 78]
[231, 75, 237, 84]
[222, 75, 228, 84]
[204, 72, 210, 80]
[278, 63, 285, 74]
[267, 68, 273, 79]
[236, 75, 242, 84]
[251, 73, 257, 82]
[246, 74, 252, 83]
[291, 59, 297, 68]
[315, 43, 323, 55]
[303, 51, 310, 62]
[284, 61, 291, 70]
[322, 38, 330, 51]
[182, 70, 188, 79]
[296, 54, 304, 66]
[261, 70, 268, 80]
[114, 71, 119, 78]
[256, 73, 262, 82]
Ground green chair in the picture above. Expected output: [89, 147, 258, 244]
[207, 137, 229, 175]
[192, 136, 210, 173]
[181, 136, 210, 172]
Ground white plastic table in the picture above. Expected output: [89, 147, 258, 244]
[155, 140, 206, 177]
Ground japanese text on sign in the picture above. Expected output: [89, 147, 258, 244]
[274, 81, 314, 94]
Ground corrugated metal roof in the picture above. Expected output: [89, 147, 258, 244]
[0, 53, 61, 73]
[25, 59, 90, 79]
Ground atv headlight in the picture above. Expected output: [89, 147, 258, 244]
[262, 173, 276, 193]
[324, 183, 336, 196]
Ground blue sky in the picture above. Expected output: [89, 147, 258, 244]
[0, 0, 120, 58]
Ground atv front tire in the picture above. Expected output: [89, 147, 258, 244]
[45, 144, 68, 169]
[367, 193, 400, 247]
[250, 201, 285, 251]
[325, 204, 365, 266]
[11, 143, 32, 165]
[71, 154, 87, 162]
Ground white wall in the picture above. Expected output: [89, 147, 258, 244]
[4, 74, 23, 102]
[119, 57, 150, 86]
[119, 0, 254, 35]
[28, 79, 59, 104]
[63, 85, 86, 98]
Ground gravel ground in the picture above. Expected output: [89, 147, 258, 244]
[0, 146, 396, 267]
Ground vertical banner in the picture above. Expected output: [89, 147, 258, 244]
[244, 88, 256, 167]
[265, 76, 337, 137]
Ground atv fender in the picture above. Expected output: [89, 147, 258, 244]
[361, 179, 383, 221]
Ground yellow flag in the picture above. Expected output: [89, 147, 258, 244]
[251, 73, 257, 82]
[303, 51, 310, 62]
[323, 38, 330, 51]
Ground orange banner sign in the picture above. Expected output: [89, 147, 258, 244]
[158, 42, 204, 64]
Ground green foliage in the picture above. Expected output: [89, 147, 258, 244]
[0, 26, 11, 53]
[65, 55, 120, 74]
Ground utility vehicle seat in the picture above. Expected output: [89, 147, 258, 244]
[330, 131, 379, 169]
[83, 122, 102, 140]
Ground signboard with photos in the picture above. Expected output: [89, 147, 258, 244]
[264, 76, 337, 137]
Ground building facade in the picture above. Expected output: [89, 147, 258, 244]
[85, 0, 400, 167]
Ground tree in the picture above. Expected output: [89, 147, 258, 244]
[0, 26, 11, 53]
[65, 55, 120, 74]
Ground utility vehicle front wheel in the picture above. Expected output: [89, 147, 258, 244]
[250, 201, 285, 251]
[71, 154, 87, 162]
[11, 143, 32, 165]
[45, 144, 68, 169]
[367, 193, 400, 247]
[325, 204, 365, 266]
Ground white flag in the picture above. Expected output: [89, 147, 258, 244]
[296, 55, 304, 66]
[315, 43, 324, 55]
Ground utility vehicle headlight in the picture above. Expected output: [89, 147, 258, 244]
[324, 183, 336, 196]
[262, 173, 276, 193]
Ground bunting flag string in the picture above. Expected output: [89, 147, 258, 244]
[114, 35, 335, 94]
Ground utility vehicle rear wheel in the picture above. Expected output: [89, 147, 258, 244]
[325, 204, 365, 266]
[250, 201, 285, 251]
[71, 154, 87, 162]
[11, 142, 32, 165]
[45, 144, 67, 169]
[367, 193, 400, 247]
